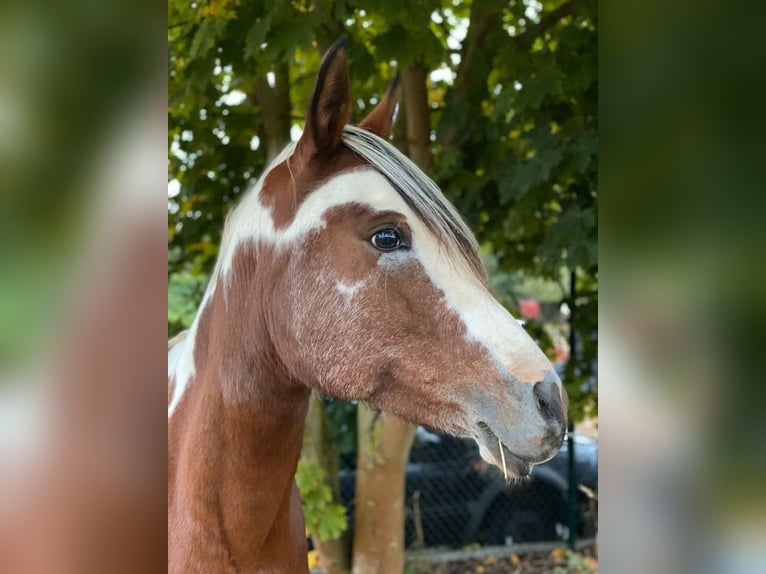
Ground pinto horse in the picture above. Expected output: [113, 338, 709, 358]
[168, 38, 567, 573]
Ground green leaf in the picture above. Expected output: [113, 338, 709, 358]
[295, 461, 348, 542]
[244, 17, 272, 61]
[316, 504, 347, 541]
[514, 63, 565, 112]
[498, 145, 564, 204]
[267, 11, 321, 61]
[566, 128, 598, 172]
[189, 17, 227, 61]
[168, 272, 208, 334]
[540, 206, 597, 271]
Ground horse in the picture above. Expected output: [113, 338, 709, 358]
[168, 38, 567, 573]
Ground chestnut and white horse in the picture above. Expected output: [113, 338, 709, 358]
[168, 38, 567, 573]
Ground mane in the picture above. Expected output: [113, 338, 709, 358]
[341, 125, 484, 279]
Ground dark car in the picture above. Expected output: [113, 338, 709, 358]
[338, 428, 597, 548]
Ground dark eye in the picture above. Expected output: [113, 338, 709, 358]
[370, 228, 402, 251]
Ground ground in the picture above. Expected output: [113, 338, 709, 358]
[407, 546, 598, 574]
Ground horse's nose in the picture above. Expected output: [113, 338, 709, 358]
[533, 376, 566, 428]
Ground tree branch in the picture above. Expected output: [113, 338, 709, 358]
[441, 0, 504, 147]
[402, 62, 434, 174]
[253, 62, 291, 162]
[515, 1, 576, 50]
[313, 0, 346, 53]
[439, 0, 576, 148]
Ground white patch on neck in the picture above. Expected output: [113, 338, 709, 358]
[168, 289, 212, 418]
[168, 336, 194, 417]
[167, 337, 191, 417]
[167, 144, 294, 419]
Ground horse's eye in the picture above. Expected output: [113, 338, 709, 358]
[370, 228, 402, 251]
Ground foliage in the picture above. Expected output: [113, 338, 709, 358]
[295, 461, 348, 542]
[323, 396, 358, 459]
[552, 548, 599, 574]
[168, 269, 207, 335]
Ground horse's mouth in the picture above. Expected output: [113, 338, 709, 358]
[476, 421, 532, 479]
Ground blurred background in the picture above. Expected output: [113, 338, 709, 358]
[600, 1, 766, 572]
[168, 0, 596, 572]
[0, 1, 167, 573]
[0, 0, 763, 572]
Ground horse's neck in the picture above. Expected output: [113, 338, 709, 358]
[168, 282, 311, 571]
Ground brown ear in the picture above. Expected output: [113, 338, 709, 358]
[359, 72, 400, 140]
[297, 37, 352, 158]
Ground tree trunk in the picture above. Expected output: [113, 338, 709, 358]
[253, 62, 291, 162]
[351, 405, 416, 574]
[401, 63, 434, 174]
[391, 80, 408, 153]
[301, 393, 351, 574]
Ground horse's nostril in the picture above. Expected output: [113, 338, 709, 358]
[533, 378, 564, 425]
[537, 396, 555, 419]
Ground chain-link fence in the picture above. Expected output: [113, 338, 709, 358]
[338, 428, 597, 551]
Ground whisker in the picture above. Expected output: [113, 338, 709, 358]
[285, 156, 297, 211]
[384, 267, 389, 310]
[498, 437, 508, 482]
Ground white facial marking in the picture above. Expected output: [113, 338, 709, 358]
[336, 279, 366, 299]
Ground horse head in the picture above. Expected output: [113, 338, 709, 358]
[215, 38, 567, 477]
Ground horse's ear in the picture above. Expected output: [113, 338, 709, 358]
[297, 37, 352, 158]
[359, 72, 400, 140]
